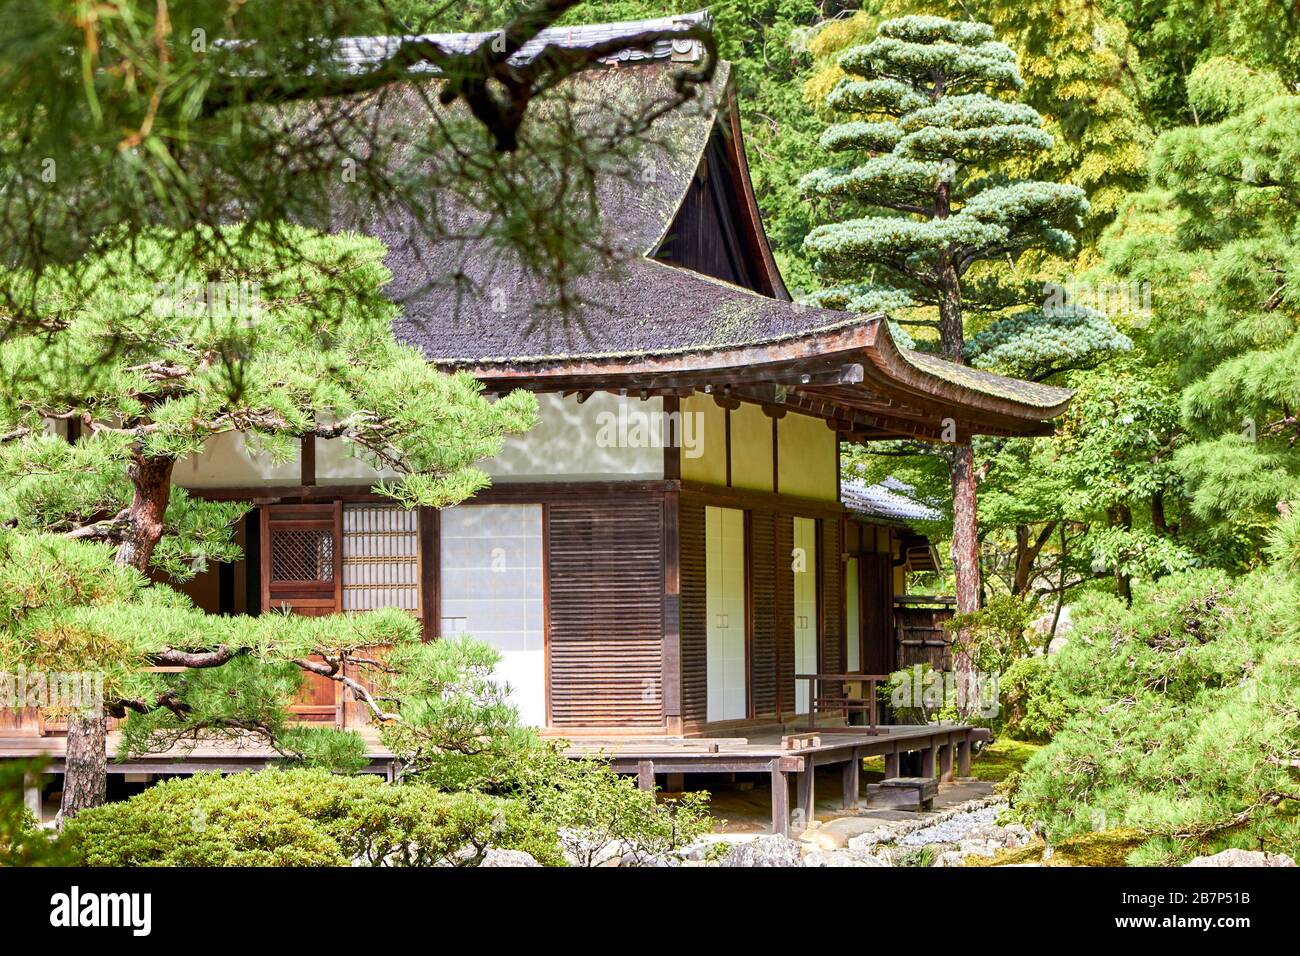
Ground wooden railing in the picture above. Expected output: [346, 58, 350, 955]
[795, 673, 890, 734]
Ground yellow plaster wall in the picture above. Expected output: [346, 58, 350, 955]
[681, 393, 728, 486]
[729, 403, 773, 492]
[777, 411, 838, 501]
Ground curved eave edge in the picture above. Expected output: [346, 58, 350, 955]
[866, 326, 1074, 421]
[444, 314, 885, 380]
[449, 316, 1073, 426]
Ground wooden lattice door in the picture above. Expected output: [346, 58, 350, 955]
[261, 503, 342, 721]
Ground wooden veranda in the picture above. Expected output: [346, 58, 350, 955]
[3, 722, 987, 836]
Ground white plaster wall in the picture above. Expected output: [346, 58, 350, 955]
[315, 437, 402, 485]
[175, 392, 666, 489]
[174, 431, 301, 488]
[483, 392, 665, 482]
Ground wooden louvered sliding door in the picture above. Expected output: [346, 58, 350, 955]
[820, 517, 844, 705]
[678, 500, 707, 726]
[748, 510, 778, 720]
[860, 553, 895, 676]
[261, 503, 342, 721]
[546, 498, 665, 729]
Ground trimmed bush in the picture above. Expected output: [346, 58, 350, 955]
[64, 768, 563, 867]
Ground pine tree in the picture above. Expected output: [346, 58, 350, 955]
[0, 0, 717, 346]
[804, 0, 1151, 247]
[800, 15, 1091, 672]
[1101, 62, 1300, 538]
[0, 225, 536, 817]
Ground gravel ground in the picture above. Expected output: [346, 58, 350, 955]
[897, 805, 1003, 847]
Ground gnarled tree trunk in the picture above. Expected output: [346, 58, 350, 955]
[937, 258, 982, 717]
[60, 711, 107, 821]
[59, 451, 174, 823]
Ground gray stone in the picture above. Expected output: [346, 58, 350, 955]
[1185, 849, 1296, 868]
[803, 849, 881, 867]
[846, 830, 895, 854]
[721, 834, 803, 868]
[480, 849, 540, 867]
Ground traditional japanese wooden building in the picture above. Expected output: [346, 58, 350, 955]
[160, 13, 1070, 739]
[3, 15, 1070, 777]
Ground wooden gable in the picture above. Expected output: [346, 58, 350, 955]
[653, 94, 786, 299]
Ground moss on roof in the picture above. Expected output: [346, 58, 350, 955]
[900, 348, 1073, 408]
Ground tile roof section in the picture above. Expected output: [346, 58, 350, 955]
[842, 476, 943, 525]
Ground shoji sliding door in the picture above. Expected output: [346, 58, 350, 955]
[439, 505, 545, 726]
[845, 555, 861, 673]
[793, 516, 819, 713]
[705, 506, 747, 722]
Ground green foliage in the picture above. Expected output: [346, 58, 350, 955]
[377, 633, 715, 865]
[0, 760, 75, 866]
[1185, 57, 1288, 121]
[0, 528, 428, 764]
[805, 0, 1151, 249]
[0, 0, 690, 344]
[0, 226, 537, 557]
[965, 306, 1131, 379]
[379, 635, 533, 788]
[968, 738, 1043, 783]
[64, 769, 562, 867]
[1105, 0, 1300, 126]
[1015, 518, 1300, 862]
[947, 593, 1041, 674]
[998, 657, 1066, 742]
[513, 748, 713, 866]
[1100, 83, 1300, 536]
[801, 14, 1094, 317]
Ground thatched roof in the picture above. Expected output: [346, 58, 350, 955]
[342, 12, 1071, 439]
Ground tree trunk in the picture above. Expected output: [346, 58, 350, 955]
[1012, 521, 1058, 596]
[60, 451, 174, 821]
[936, 254, 982, 716]
[949, 444, 981, 616]
[949, 442, 981, 716]
[59, 710, 107, 822]
[1110, 504, 1133, 606]
[115, 454, 175, 571]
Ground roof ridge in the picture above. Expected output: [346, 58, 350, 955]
[331, 11, 714, 72]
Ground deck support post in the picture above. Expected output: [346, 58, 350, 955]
[769, 759, 790, 837]
[796, 762, 815, 829]
[884, 748, 900, 780]
[957, 736, 972, 777]
[841, 748, 861, 809]
[939, 738, 954, 783]
[921, 744, 936, 780]
[636, 760, 655, 792]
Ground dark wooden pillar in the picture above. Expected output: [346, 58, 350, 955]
[770, 759, 790, 836]
[796, 763, 815, 828]
[841, 747, 861, 809]
[957, 734, 972, 777]
[884, 748, 900, 780]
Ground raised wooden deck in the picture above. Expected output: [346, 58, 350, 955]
[2, 722, 986, 835]
[565, 724, 989, 835]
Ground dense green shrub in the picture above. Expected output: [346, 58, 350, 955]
[64, 769, 562, 867]
[513, 749, 712, 865]
[999, 656, 1067, 742]
[1014, 515, 1300, 863]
